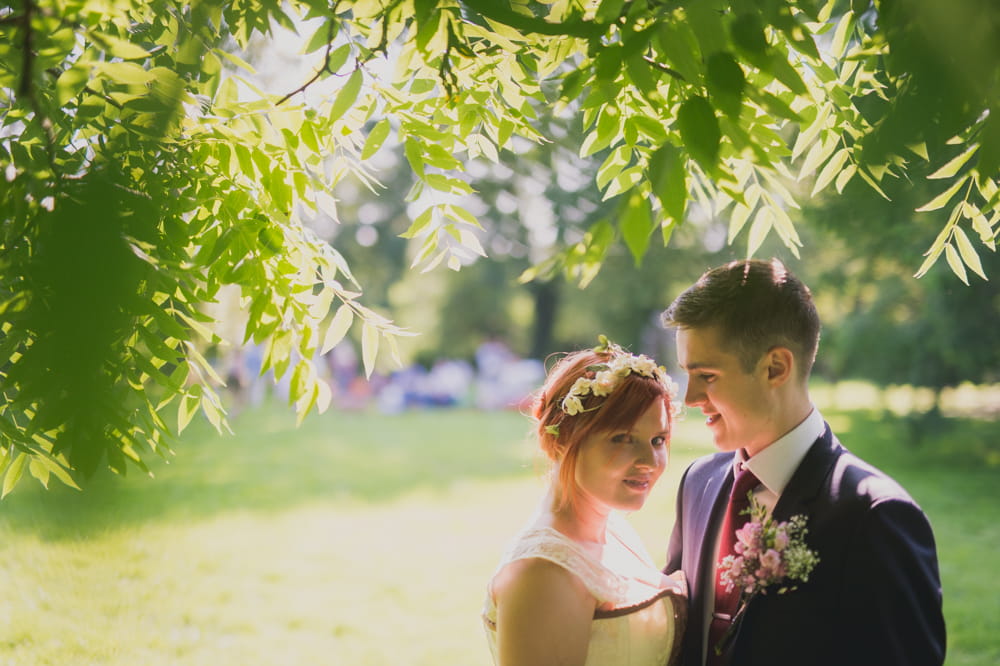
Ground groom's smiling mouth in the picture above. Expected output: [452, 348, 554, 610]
[705, 413, 721, 426]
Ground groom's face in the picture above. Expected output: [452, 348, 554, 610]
[676, 326, 775, 456]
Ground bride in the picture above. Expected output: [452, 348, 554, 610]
[483, 338, 687, 665]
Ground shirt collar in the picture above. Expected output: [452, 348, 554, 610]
[735, 407, 825, 497]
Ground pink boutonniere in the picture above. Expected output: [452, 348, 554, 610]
[715, 495, 820, 655]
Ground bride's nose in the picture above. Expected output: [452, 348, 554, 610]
[635, 440, 661, 468]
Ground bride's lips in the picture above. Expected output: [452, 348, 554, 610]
[705, 413, 721, 426]
[623, 477, 652, 491]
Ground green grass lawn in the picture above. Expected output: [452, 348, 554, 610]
[1, 395, 998, 665]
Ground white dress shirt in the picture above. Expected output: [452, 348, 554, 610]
[736, 406, 826, 515]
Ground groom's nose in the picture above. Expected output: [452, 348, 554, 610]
[684, 379, 704, 407]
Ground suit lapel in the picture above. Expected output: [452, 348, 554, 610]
[694, 461, 733, 582]
[772, 424, 841, 522]
[686, 455, 735, 661]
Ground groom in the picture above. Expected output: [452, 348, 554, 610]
[661, 259, 946, 666]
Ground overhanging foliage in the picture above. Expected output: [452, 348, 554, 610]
[1, 0, 997, 493]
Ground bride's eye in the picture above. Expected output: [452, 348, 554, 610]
[651, 435, 667, 448]
[611, 433, 634, 444]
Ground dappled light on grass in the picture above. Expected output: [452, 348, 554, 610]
[0, 396, 998, 664]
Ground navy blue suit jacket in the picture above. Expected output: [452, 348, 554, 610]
[665, 425, 946, 666]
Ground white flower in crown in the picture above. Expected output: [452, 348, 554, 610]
[591, 371, 618, 396]
[558, 336, 678, 416]
[560, 382, 594, 416]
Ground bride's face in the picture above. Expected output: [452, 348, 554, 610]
[573, 399, 669, 515]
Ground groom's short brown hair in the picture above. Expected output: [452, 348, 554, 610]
[661, 258, 821, 378]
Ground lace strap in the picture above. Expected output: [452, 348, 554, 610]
[501, 527, 627, 604]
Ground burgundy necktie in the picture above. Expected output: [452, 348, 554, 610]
[707, 465, 760, 665]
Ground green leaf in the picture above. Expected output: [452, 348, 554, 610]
[603, 166, 643, 200]
[96, 32, 151, 60]
[596, 0, 627, 23]
[215, 48, 257, 74]
[747, 207, 773, 257]
[928, 145, 978, 180]
[706, 52, 746, 119]
[362, 118, 392, 159]
[400, 205, 436, 239]
[945, 243, 970, 285]
[687, 2, 729, 58]
[830, 13, 855, 58]
[811, 148, 851, 196]
[36, 455, 80, 490]
[177, 388, 201, 433]
[403, 139, 426, 178]
[835, 163, 857, 193]
[728, 202, 753, 243]
[916, 176, 969, 212]
[620, 194, 654, 266]
[648, 143, 687, 223]
[99, 61, 155, 85]
[289, 359, 311, 406]
[914, 244, 945, 279]
[330, 69, 363, 122]
[677, 96, 721, 174]
[597, 146, 630, 191]
[731, 13, 769, 57]
[954, 226, 987, 280]
[199, 389, 228, 434]
[444, 204, 483, 229]
[746, 88, 801, 122]
[655, 19, 702, 82]
[2, 452, 27, 498]
[56, 62, 92, 105]
[798, 134, 837, 181]
[28, 458, 51, 488]
[304, 22, 336, 56]
[361, 322, 379, 378]
[321, 305, 354, 354]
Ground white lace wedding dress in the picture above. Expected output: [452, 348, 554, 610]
[482, 513, 686, 665]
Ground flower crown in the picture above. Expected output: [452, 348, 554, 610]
[553, 336, 679, 422]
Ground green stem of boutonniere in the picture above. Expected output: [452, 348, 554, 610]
[714, 591, 757, 656]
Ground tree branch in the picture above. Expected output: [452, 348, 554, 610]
[18, 0, 34, 96]
[277, 20, 339, 106]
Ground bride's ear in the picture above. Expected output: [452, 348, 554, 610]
[764, 346, 795, 386]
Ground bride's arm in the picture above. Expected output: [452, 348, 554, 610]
[492, 557, 596, 666]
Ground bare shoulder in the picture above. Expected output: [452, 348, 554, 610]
[493, 556, 593, 608]
[493, 557, 596, 666]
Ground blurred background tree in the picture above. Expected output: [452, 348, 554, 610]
[1, 0, 997, 493]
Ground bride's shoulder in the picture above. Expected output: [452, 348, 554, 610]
[491, 525, 625, 604]
[493, 553, 591, 602]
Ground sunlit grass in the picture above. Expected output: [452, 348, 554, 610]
[0, 391, 997, 665]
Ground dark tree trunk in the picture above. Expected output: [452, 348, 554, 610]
[529, 279, 559, 359]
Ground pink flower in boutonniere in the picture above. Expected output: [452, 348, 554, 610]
[720, 495, 819, 596]
[714, 494, 820, 655]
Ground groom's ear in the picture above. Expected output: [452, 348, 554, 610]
[764, 346, 795, 386]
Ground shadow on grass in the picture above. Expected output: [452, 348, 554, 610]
[0, 404, 538, 539]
